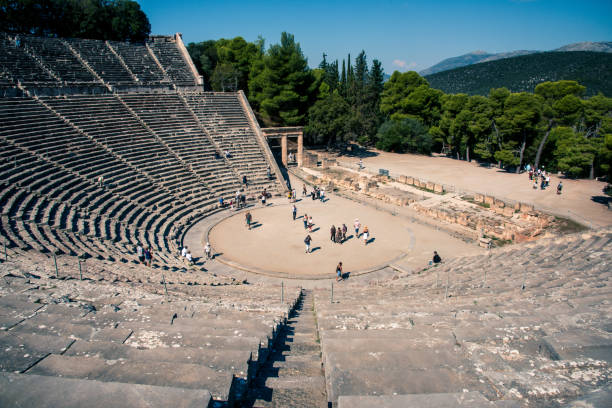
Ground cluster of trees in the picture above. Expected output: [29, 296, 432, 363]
[188, 32, 611, 180]
[381, 73, 612, 179]
[0, 0, 150, 42]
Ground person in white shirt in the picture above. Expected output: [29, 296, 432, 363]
[181, 246, 188, 257]
[186, 251, 193, 265]
[204, 242, 211, 259]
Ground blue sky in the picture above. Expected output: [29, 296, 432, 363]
[138, 0, 612, 74]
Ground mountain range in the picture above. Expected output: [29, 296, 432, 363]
[419, 41, 612, 76]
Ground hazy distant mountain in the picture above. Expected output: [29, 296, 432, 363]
[419, 51, 496, 76]
[554, 41, 612, 53]
[425, 51, 612, 97]
[420, 41, 611, 76]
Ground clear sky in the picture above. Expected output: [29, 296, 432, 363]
[138, 0, 612, 74]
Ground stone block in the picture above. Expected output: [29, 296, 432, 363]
[398, 175, 407, 184]
[494, 200, 505, 208]
[474, 194, 484, 203]
[434, 184, 444, 193]
[426, 182, 435, 191]
[503, 207, 515, 217]
[406, 177, 414, 185]
[484, 196, 494, 205]
[0, 373, 212, 408]
[520, 203, 534, 212]
[338, 392, 509, 408]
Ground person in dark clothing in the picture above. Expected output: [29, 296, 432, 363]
[330, 225, 336, 242]
[245, 212, 252, 230]
[433, 251, 442, 264]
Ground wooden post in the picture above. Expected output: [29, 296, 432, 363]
[78, 259, 83, 280]
[3, 239, 6, 262]
[330, 281, 334, 304]
[281, 281, 284, 303]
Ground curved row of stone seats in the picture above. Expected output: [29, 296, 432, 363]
[1, 32, 198, 89]
[182, 92, 276, 191]
[40, 94, 214, 207]
[20, 36, 99, 84]
[147, 37, 196, 86]
[107, 41, 168, 85]
[313, 230, 611, 407]
[119, 92, 240, 196]
[0, 32, 57, 85]
[0, 125, 199, 266]
[65, 38, 135, 85]
[0, 265, 301, 405]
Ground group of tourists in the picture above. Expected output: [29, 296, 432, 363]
[136, 244, 153, 266]
[181, 245, 194, 265]
[330, 224, 347, 244]
[526, 165, 563, 194]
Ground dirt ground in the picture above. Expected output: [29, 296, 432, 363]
[335, 149, 611, 228]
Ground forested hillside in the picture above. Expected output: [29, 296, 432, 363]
[425, 51, 612, 96]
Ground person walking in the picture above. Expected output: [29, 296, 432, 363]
[245, 212, 252, 230]
[304, 234, 312, 253]
[181, 246, 188, 258]
[557, 181, 563, 195]
[342, 224, 347, 242]
[302, 184, 307, 197]
[186, 251, 193, 265]
[330, 225, 336, 242]
[432, 251, 442, 264]
[137, 244, 144, 264]
[308, 216, 313, 232]
[362, 226, 369, 245]
[204, 242, 211, 260]
[336, 262, 343, 281]
[354, 219, 361, 238]
[292, 188, 297, 202]
[292, 205, 297, 220]
[303, 213, 308, 229]
[144, 247, 152, 266]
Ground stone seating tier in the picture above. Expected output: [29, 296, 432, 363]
[0, 269, 300, 404]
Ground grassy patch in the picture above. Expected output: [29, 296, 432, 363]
[409, 183, 446, 195]
[461, 195, 489, 208]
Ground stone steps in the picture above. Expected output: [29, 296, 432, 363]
[27, 353, 235, 401]
[0, 372, 212, 408]
[246, 290, 328, 408]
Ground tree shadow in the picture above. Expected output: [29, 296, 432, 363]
[310, 246, 321, 253]
[591, 195, 611, 209]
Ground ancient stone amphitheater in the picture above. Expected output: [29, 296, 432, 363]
[0, 32, 610, 407]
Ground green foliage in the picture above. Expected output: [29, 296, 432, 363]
[186, 40, 218, 90]
[305, 92, 350, 145]
[375, 118, 433, 154]
[0, 0, 150, 42]
[425, 52, 612, 97]
[553, 127, 598, 178]
[248, 32, 316, 126]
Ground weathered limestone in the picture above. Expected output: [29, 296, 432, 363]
[0, 373, 212, 408]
